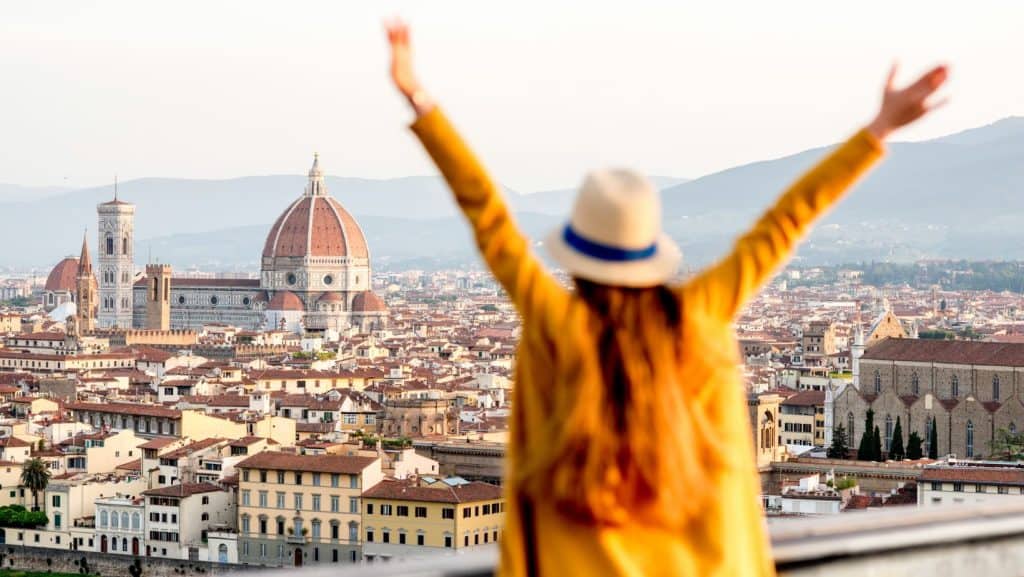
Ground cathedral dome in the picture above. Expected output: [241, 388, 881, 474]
[262, 154, 369, 260]
[267, 290, 305, 311]
[45, 257, 79, 292]
[352, 291, 386, 313]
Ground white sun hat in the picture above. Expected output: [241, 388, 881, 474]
[544, 168, 682, 287]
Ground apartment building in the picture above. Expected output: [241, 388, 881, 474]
[361, 477, 504, 561]
[235, 452, 383, 567]
[141, 483, 234, 559]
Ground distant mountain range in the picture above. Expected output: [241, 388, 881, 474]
[4, 117, 1024, 271]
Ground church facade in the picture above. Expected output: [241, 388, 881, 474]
[833, 338, 1024, 460]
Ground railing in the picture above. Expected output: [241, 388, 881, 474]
[267, 502, 1024, 576]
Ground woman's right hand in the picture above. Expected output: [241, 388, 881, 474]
[385, 19, 431, 113]
[866, 64, 949, 141]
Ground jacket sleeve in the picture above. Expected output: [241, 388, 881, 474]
[410, 107, 566, 321]
[681, 129, 884, 320]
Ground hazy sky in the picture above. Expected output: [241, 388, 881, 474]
[1, 1, 1021, 193]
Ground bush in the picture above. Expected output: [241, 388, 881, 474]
[0, 505, 47, 528]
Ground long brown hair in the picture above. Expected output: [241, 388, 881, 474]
[521, 278, 720, 529]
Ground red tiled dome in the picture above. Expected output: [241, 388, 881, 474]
[45, 258, 79, 292]
[351, 291, 386, 313]
[262, 195, 368, 260]
[267, 291, 305, 312]
[317, 292, 345, 303]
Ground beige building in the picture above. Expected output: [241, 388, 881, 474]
[801, 321, 837, 368]
[235, 451, 383, 567]
[361, 477, 504, 561]
[779, 390, 826, 448]
[142, 482, 234, 559]
[749, 393, 785, 469]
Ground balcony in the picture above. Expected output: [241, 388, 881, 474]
[273, 502, 1024, 576]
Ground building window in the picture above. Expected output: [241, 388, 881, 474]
[52, 495, 61, 508]
[295, 473, 303, 485]
[312, 494, 321, 511]
[415, 506, 427, 518]
[294, 493, 303, 510]
[349, 475, 359, 489]
[260, 470, 268, 483]
[348, 522, 358, 542]
[259, 518, 268, 534]
[312, 519, 321, 539]
[966, 420, 975, 458]
[381, 504, 392, 516]
[277, 518, 285, 535]
[366, 503, 374, 515]
[417, 533, 425, 546]
[241, 491, 250, 506]
[398, 531, 406, 545]
[366, 530, 374, 543]
[258, 491, 268, 508]
[312, 473, 321, 486]
[911, 372, 920, 396]
[442, 508, 455, 520]
[383, 530, 390, 544]
[331, 474, 340, 487]
[330, 496, 340, 513]
[444, 534, 453, 548]
[873, 370, 881, 394]
[349, 498, 359, 514]
[994, 375, 1001, 401]
[276, 492, 285, 509]
[397, 506, 409, 517]
[952, 374, 960, 397]
[462, 508, 471, 519]
[976, 484, 986, 493]
[241, 516, 250, 533]
[277, 471, 285, 484]
[999, 486, 1010, 495]
[884, 415, 894, 451]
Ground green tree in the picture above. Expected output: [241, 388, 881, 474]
[872, 425, 883, 462]
[928, 417, 939, 459]
[827, 424, 850, 459]
[888, 417, 905, 460]
[989, 427, 1024, 460]
[857, 409, 876, 460]
[906, 431, 924, 460]
[20, 458, 50, 511]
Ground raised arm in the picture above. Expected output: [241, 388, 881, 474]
[386, 20, 565, 321]
[683, 64, 948, 320]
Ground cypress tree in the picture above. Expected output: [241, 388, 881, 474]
[928, 416, 939, 459]
[889, 417, 905, 460]
[906, 431, 923, 460]
[872, 424, 883, 462]
[857, 409, 876, 460]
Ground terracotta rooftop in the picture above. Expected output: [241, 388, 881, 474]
[363, 478, 503, 504]
[236, 451, 377, 475]
[142, 482, 224, 498]
[66, 401, 181, 419]
[44, 258, 79, 292]
[864, 339, 1024, 367]
[262, 191, 368, 260]
[921, 466, 1024, 486]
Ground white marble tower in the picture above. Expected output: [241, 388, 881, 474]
[97, 183, 136, 328]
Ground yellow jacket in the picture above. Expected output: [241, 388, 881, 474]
[411, 108, 883, 577]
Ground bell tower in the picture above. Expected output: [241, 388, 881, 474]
[145, 263, 172, 331]
[97, 179, 136, 328]
[75, 232, 97, 333]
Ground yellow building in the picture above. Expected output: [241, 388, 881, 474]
[361, 477, 504, 561]
[235, 451, 383, 567]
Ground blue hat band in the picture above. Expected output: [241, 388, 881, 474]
[563, 225, 657, 262]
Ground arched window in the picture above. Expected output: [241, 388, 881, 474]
[1012, 423, 1018, 435]
[122, 512, 129, 529]
[847, 412, 855, 441]
[201, 513, 210, 521]
[925, 417, 934, 456]
[122, 237, 129, 255]
[311, 519, 321, 539]
[911, 372, 920, 396]
[885, 415, 894, 451]
[122, 539, 128, 552]
[100, 510, 108, 528]
[132, 513, 140, 530]
[874, 370, 881, 394]
[111, 512, 119, 529]
[348, 521, 359, 543]
[106, 234, 114, 256]
[966, 420, 975, 457]
[952, 374, 959, 397]
[994, 375, 1001, 401]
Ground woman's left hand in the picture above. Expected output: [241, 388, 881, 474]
[385, 19, 424, 106]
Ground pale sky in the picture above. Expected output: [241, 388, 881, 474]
[0, 1, 1021, 192]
